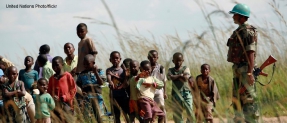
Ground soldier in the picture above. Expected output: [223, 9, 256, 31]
[227, 3, 259, 123]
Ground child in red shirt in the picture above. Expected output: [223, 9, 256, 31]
[47, 56, 77, 122]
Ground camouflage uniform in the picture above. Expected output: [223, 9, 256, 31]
[227, 22, 259, 123]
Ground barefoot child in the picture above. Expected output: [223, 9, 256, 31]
[106, 51, 130, 123]
[47, 56, 77, 122]
[34, 78, 55, 123]
[76, 23, 97, 73]
[167, 52, 194, 123]
[2, 66, 28, 123]
[37, 54, 54, 81]
[194, 64, 220, 123]
[76, 54, 104, 121]
[136, 60, 165, 123]
[147, 50, 167, 122]
[63, 43, 78, 77]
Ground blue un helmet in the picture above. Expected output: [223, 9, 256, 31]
[229, 3, 250, 18]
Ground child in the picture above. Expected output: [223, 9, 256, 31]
[136, 60, 165, 123]
[37, 54, 54, 81]
[34, 44, 53, 78]
[76, 23, 97, 73]
[2, 66, 27, 123]
[0, 69, 6, 121]
[167, 52, 194, 123]
[47, 56, 77, 122]
[76, 54, 104, 120]
[0, 55, 14, 76]
[106, 51, 130, 123]
[63, 43, 78, 77]
[147, 50, 167, 122]
[18, 56, 39, 93]
[194, 64, 220, 123]
[34, 78, 55, 123]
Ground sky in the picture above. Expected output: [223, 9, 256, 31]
[0, 0, 286, 68]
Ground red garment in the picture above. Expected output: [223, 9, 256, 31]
[47, 72, 76, 109]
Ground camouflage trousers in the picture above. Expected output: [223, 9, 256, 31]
[232, 64, 259, 123]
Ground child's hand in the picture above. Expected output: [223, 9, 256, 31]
[92, 65, 98, 73]
[109, 82, 115, 89]
[54, 96, 59, 101]
[164, 93, 168, 99]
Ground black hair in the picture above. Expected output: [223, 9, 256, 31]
[123, 58, 132, 68]
[38, 78, 48, 84]
[201, 63, 211, 70]
[64, 42, 74, 48]
[7, 66, 17, 75]
[84, 54, 95, 62]
[140, 60, 150, 68]
[148, 50, 158, 56]
[39, 44, 50, 54]
[25, 56, 34, 61]
[110, 51, 121, 58]
[173, 52, 183, 59]
[77, 23, 88, 30]
[37, 54, 48, 64]
[52, 56, 64, 64]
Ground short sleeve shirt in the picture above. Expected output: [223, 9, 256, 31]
[63, 55, 78, 72]
[18, 69, 39, 91]
[76, 37, 97, 73]
[167, 66, 191, 94]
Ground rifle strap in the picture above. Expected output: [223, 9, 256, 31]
[256, 63, 276, 86]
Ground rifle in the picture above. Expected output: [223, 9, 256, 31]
[239, 55, 277, 94]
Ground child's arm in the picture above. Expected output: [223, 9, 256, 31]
[88, 39, 98, 57]
[3, 81, 26, 98]
[106, 69, 114, 89]
[48, 94, 56, 110]
[93, 65, 103, 85]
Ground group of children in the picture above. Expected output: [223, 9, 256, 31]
[0, 23, 220, 123]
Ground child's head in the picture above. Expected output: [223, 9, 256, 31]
[24, 56, 34, 68]
[172, 52, 184, 68]
[37, 54, 48, 67]
[64, 43, 75, 56]
[77, 23, 88, 39]
[109, 51, 121, 67]
[130, 60, 139, 75]
[201, 63, 210, 77]
[123, 58, 132, 69]
[37, 78, 48, 94]
[52, 56, 64, 74]
[83, 54, 95, 70]
[7, 66, 18, 82]
[147, 50, 158, 64]
[140, 60, 152, 74]
[39, 44, 50, 54]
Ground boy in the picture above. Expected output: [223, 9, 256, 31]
[34, 78, 55, 123]
[63, 43, 78, 77]
[2, 66, 27, 123]
[194, 64, 220, 123]
[147, 50, 167, 122]
[76, 23, 97, 73]
[37, 54, 54, 81]
[136, 60, 165, 123]
[167, 52, 194, 123]
[128, 60, 143, 123]
[47, 56, 77, 122]
[106, 51, 130, 123]
[77, 54, 104, 120]
[34, 44, 53, 78]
